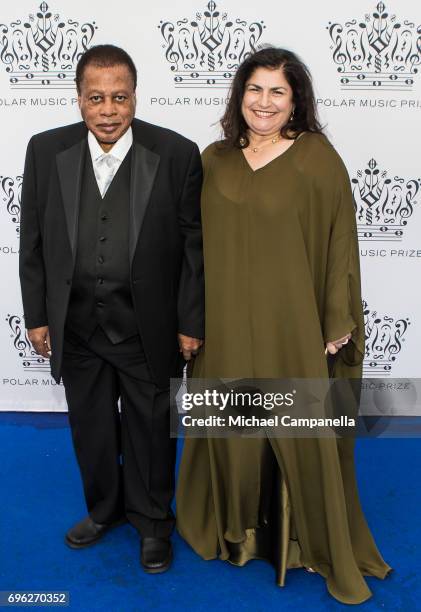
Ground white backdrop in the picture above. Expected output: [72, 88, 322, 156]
[0, 0, 420, 410]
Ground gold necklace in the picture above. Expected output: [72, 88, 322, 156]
[240, 135, 281, 153]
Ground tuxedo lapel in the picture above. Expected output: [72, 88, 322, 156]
[129, 141, 160, 263]
[56, 139, 87, 261]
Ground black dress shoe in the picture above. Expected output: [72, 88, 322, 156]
[65, 516, 125, 549]
[140, 537, 172, 573]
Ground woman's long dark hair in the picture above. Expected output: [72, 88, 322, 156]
[220, 47, 323, 148]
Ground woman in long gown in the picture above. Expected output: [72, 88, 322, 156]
[176, 47, 391, 604]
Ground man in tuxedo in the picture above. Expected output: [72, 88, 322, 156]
[19, 45, 204, 573]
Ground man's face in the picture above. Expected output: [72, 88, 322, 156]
[78, 63, 136, 152]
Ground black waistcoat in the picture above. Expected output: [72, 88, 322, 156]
[65, 148, 138, 343]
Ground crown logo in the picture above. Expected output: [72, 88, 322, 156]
[363, 300, 410, 375]
[0, 3, 97, 89]
[1, 175, 22, 236]
[327, 2, 421, 90]
[158, 1, 265, 88]
[7, 314, 50, 372]
[352, 158, 420, 241]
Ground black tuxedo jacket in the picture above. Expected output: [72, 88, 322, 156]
[19, 118, 204, 386]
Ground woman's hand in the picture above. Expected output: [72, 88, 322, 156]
[325, 333, 352, 355]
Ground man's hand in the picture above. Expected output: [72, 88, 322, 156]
[325, 333, 352, 355]
[28, 326, 51, 359]
[178, 333, 203, 361]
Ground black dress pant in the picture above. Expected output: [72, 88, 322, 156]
[61, 326, 177, 538]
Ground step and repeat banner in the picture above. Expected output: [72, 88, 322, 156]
[0, 0, 420, 410]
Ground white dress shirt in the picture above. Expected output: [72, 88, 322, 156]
[88, 127, 133, 198]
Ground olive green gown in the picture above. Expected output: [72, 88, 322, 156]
[176, 133, 392, 604]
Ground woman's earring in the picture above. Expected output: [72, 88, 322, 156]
[239, 136, 246, 147]
[289, 109, 295, 122]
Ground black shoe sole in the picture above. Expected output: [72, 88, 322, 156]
[141, 550, 172, 574]
[65, 518, 127, 549]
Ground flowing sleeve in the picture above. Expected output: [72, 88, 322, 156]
[323, 156, 365, 376]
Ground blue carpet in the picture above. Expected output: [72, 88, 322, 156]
[0, 413, 419, 611]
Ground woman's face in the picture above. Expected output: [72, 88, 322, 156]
[241, 66, 294, 137]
